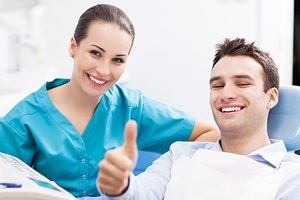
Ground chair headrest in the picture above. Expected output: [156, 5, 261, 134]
[267, 85, 300, 152]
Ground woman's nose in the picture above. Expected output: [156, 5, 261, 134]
[96, 60, 110, 76]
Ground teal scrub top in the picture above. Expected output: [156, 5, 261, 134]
[0, 78, 196, 197]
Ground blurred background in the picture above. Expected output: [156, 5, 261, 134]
[0, 0, 297, 122]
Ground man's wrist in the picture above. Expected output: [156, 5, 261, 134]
[100, 176, 130, 198]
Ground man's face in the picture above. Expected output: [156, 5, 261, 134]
[209, 55, 276, 137]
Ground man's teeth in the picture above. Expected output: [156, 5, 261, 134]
[89, 75, 105, 84]
[222, 107, 241, 112]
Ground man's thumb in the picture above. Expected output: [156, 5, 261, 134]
[123, 120, 138, 162]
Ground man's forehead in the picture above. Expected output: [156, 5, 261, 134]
[210, 56, 264, 79]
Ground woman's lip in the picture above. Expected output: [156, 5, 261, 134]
[87, 73, 108, 85]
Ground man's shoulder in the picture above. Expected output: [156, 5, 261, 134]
[283, 152, 300, 163]
[169, 141, 216, 157]
[280, 153, 300, 174]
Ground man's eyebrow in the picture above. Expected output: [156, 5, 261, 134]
[209, 76, 221, 84]
[234, 74, 255, 81]
[209, 74, 255, 84]
[91, 44, 127, 57]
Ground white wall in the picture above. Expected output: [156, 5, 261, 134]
[0, 0, 294, 119]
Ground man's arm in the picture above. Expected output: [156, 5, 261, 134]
[98, 120, 185, 200]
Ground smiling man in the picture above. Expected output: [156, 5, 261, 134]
[208, 38, 278, 155]
[97, 38, 300, 200]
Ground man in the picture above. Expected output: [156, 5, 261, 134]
[97, 38, 300, 199]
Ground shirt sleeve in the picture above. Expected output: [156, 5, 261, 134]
[137, 96, 197, 153]
[105, 85, 197, 154]
[100, 154, 171, 200]
[99, 142, 196, 199]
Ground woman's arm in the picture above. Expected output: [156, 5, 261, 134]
[188, 118, 220, 142]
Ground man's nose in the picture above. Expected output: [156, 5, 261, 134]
[220, 85, 237, 101]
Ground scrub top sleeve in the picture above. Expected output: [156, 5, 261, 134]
[137, 96, 196, 153]
[0, 118, 35, 165]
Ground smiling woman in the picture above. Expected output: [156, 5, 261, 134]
[0, 4, 220, 198]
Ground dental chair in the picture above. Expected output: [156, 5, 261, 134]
[267, 85, 300, 152]
[133, 150, 161, 175]
[133, 85, 300, 175]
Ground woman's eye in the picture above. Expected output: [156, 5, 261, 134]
[90, 50, 100, 57]
[113, 58, 124, 64]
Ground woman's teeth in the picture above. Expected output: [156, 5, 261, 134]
[89, 75, 106, 85]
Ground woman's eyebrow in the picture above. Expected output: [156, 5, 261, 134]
[90, 44, 127, 57]
[91, 44, 105, 52]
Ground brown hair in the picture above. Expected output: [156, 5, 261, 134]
[212, 38, 279, 92]
[73, 4, 135, 54]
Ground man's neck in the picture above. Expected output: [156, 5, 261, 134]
[220, 134, 271, 155]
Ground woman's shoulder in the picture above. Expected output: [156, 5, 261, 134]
[3, 82, 50, 122]
[104, 84, 143, 106]
[108, 84, 142, 96]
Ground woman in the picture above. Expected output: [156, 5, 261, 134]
[0, 4, 219, 198]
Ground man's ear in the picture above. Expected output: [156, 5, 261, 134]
[69, 37, 77, 57]
[267, 87, 279, 109]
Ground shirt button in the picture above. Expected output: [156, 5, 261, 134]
[82, 175, 86, 179]
[82, 191, 86, 196]
[81, 159, 86, 164]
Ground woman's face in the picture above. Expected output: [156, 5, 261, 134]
[69, 21, 133, 98]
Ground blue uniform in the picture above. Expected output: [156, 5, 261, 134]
[0, 78, 196, 197]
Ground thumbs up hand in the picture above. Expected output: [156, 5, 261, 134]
[97, 120, 138, 196]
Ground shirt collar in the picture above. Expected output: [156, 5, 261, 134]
[211, 139, 287, 168]
[248, 140, 287, 168]
[211, 140, 223, 151]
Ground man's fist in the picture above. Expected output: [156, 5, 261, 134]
[97, 120, 138, 196]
